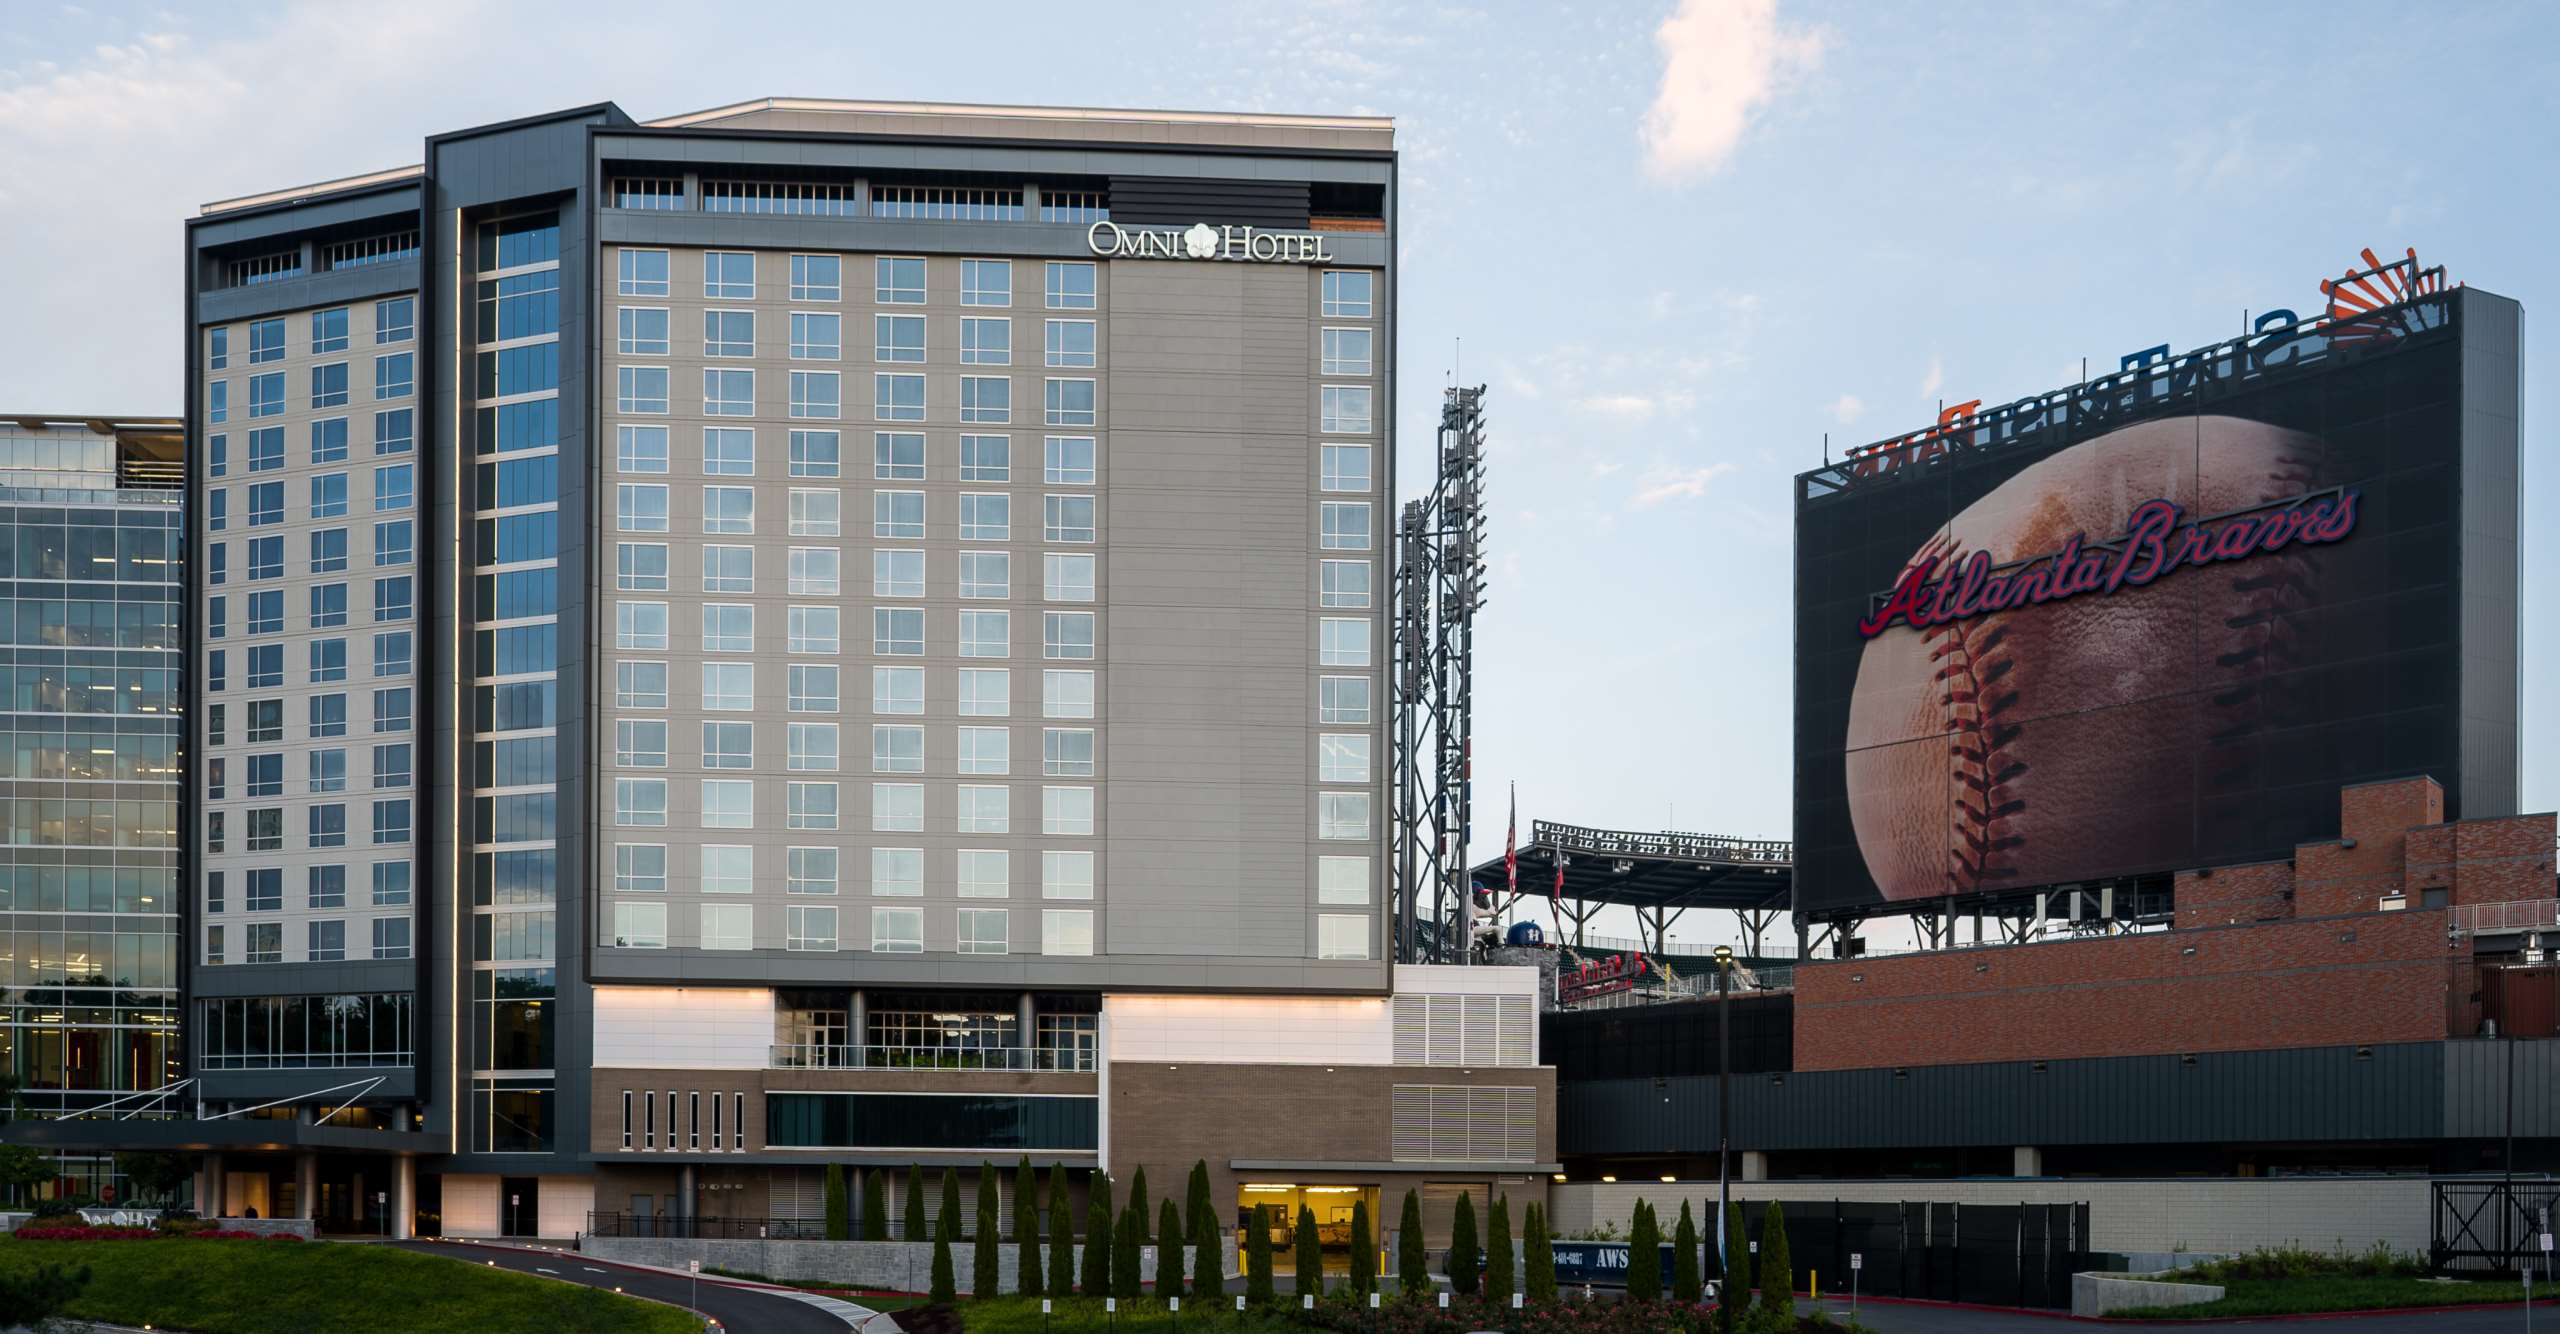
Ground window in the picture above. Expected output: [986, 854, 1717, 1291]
[374, 463, 413, 512]
[1321, 385, 1373, 434]
[1043, 612, 1095, 660]
[958, 668, 1010, 717]
[790, 429, 843, 479]
[875, 256, 925, 304]
[312, 418, 350, 464]
[612, 844, 668, 895]
[373, 861, 412, 905]
[1044, 669, 1095, 719]
[1320, 676, 1372, 724]
[618, 306, 670, 355]
[871, 847, 924, 896]
[961, 259, 1011, 307]
[873, 549, 925, 597]
[1043, 785, 1095, 836]
[700, 779, 753, 829]
[1043, 728, 1095, 777]
[961, 318, 1010, 366]
[248, 535, 284, 580]
[247, 923, 284, 964]
[374, 687, 412, 732]
[312, 362, 350, 408]
[959, 907, 1009, 955]
[1321, 559, 1373, 609]
[704, 308, 755, 358]
[1044, 319, 1097, 368]
[959, 611, 1010, 659]
[210, 382, 230, 425]
[873, 666, 925, 715]
[309, 804, 348, 851]
[1321, 500, 1373, 550]
[787, 781, 839, 830]
[790, 253, 841, 302]
[246, 698, 284, 742]
[788, 847, 839, 895]
[616, 601, 669, 650]
[1319, 854, 1372, 905]
[1322, 327, 1374, 376]
[375, 353, 414, 399]
[613, 903, 667, 949]
[1321, 617, 1374, 667]
[1320, 792, 1372, 840]
[310, 590, 349, 635]
[1044, 436, 1097, 485]
[1322, 443, 1373, 492]
[1321, 734, 1373, 783]
[618, 483, 669, 533]
[701, 603, 754, 653]
[873, 373, 924, 422]
[869, 433, 926, 482]
[1044, 378, 1097, 426]
[248, 429, 284, 473]
[951, 491, 1008, 541]
[791, 311, 841, 360]
[1318, 915, 1371, 960]
[1041, 909, 1094, 956]
[375, 630, 413, 677]
[210, 432, 229, 476]
[957, 725, 1009, 775]
[1042, 850, 1095, 901]
[209, 326, 230, 369]
[701, 662, 754, 711]
[874, 314, 925, 363]
[373, 797, 412, 844]
[619, 424, 670, 473]
[617, 661, 669, 710]
[701, 904, 753, 951]
[787, 721, 839, 771]
[248, 318, 285, 363]
[870, 907, 923, 954]
[703, 427, 754, 476]
[872, 728, 924, 775]
[247, 752, 285, 797]
[619, 248, 671, 296]
[376, 297, 415, 343]
[787, 547, 839, 596]
[788, 605, 841, 655]
[702, 845, 753, 895]
[958, 849, 1009, 898]
[781, 371, 840, 421]
[704, 545, 755, 593]
[703, 485, 755, 534]
[375, 520, 413, 566]
[873, 607, 924, 656]
[373, 575, 413, 622]
[1322, 270, 1374, 318]
[701, 721, 754, 769]
[875, 778, 926, 829]
[374, 408, 414, 455]
[788, 664, 840, 713]
[619, 366, 671, 415]
[958, 551, 1010, 600]
[1045, 261, 1097, 310]
[248, 591, 283, 635]
[244, 867, 285, 912]
[958, 785, 1009, 834]
[790, 906, 840, 953]
[311, 307, 350, 354]
[372, 742, 411, 788]
[1044, 495, 1096, 543]
[704, 368, 754, 417]
[704, 250, 755, 299]
[1043, 553, 1095, 602]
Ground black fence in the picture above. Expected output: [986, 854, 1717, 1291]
[585, 1212, 1056, 1242]
[2432, 1180, 2560, 1276]
[1708, 1199, 2090, 1310]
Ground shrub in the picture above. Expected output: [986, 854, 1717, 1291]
[1523, 1202, 1556, 1303]
[1398, 1190, 1428, 1297]
[1244, 1203, 1275, 1305]
[1674, 1200, 1701, 1304]
[1626, 1199, 1662, 1302]
[1295, 1204, 1323, 1300]
[1486, 1195, 1515, 1300]
[1348, 1198, 1376, 1298]
[1158, 1199, 1185, 1297]
[1045, 1164, 1074, 1299]
[0, 1260, 87, 1327]
[1757, 1201, 1793, 1315]
[14, 1226, 155, 1241]
[1447, 1192, 1479, 1296]
[1014, 1158, 1042, 1297]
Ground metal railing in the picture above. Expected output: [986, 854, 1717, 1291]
[2449, 898, 2560, 938]
[767, 1044, 1094, 1072]
[588, 1212, 1121, 1243]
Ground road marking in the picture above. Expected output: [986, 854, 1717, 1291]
[536, 1267, 559, 1275]
[584, 1266, 609, 1273]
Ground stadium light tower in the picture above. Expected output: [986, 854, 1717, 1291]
[1714, 943, 1735, 1292]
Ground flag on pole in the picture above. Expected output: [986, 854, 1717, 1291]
[1504, 783, 1518, 900]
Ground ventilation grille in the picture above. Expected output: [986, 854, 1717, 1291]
[1392, 992, 1535, 1066]
[1106, 176, 1310, 229]
[1390, 1085, 1539, 1163]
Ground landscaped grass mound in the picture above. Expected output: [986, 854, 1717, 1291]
[2116, 1243, 2537, 1319]
[0, 1236, 699, 1334]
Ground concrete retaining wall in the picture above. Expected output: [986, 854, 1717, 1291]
[2072, 1271, 2224, 1317]
[1553, 1177, 2433, 1258]
[582, 1235, 1236, 1295]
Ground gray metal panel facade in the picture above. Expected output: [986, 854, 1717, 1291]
[2455, 288, 2523, 821]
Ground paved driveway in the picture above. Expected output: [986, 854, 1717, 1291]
[1796, 1294, 2551, 1331]
[396, 1238, 865, 1333]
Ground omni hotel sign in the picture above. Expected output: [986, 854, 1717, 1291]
[1085, 221, 1334, 264]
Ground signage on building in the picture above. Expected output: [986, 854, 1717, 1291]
[1559, 952, 1648, 1003]
[1535, 821, 1791, 866]
[1085, 221, 1334, 264]
[1857, 487, 2362, 638]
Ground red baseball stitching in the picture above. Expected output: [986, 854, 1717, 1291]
[1917, 534, 2027, 893]
[2206, 459, 2322, 751]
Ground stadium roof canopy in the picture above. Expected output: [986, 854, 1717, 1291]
[1470, 820, 1793, 914]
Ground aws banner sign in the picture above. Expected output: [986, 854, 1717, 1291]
[1086, 221, 1333, 264]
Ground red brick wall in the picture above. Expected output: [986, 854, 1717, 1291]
[2444, 814, 2557, 906]
[1793, 908, 2461, 1071]
[2174, 861, 2295, 929]
[2295, 778, 2440, 917]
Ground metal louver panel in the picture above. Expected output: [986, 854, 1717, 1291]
[769, 1166, 824, 1221]
[1391, 1084, 1539, 1163]
[1393, 993, 1540, 1066]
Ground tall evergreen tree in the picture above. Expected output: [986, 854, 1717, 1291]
[1114, 1200, 1145, 1299]
[1757, 1200, 1793, 1316]
[930, 1225, 957, 1303]
[1626, 1200, 1662, 1302]
[1673, 1200, 1701, 1304]
[903, 1164, 927, 1241]
[1157, 1199, 1186, 1299]
[1485, 1195, 1514, 1300]
[1126, 1165, 1149, 1238]
[1347, 1198, 1376, 1298]
[1082, 1173, 1115, 1296]
[1447, 1192, 1480, 1296]
[824, 1164, 850, 1241]
[1294, 1204, 1323, 1300]
[938, 1168, 962, 1246]
[1523, 1203, 1556, 1303]
[1721, 1198, 1751, 1332]
[1244, 1203, 1275, 1304]
[860, 1168, 888, 1241]
[1045, 1165, 1074, 1299]
[1397, 1190, 1428, 1297]
[1188, 1164, 1219, 1299]
[1014, 1158, 1042, 1297]
[974, 1166, 1001, 1299]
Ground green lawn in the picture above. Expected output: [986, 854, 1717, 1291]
[961, 1295, 1302, 1332]
[0, 1237, 700, 1334]
[2115, 1274, 2540, 1319]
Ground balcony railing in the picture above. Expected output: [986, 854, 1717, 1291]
[768, 1043, 1094, 1073]
[2450, 898, 2560, 937]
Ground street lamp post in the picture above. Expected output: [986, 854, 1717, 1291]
[1713, 944, 1734, 1317]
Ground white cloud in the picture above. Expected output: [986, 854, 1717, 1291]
[1577, 393, 1660, 421]
[1919, 356, 1944, 400]
[1640, 0, 1827, 184]
[1589, 460, 1625, 478]
[1629, 461, 1738, 508]
[1648, 289, 1677, 319]
[1828, 393, 1864, 425]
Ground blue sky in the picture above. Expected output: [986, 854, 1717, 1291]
[3, 0, 2550, 947]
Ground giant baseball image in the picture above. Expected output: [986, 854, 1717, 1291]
[1844, 415, 2334, 901]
